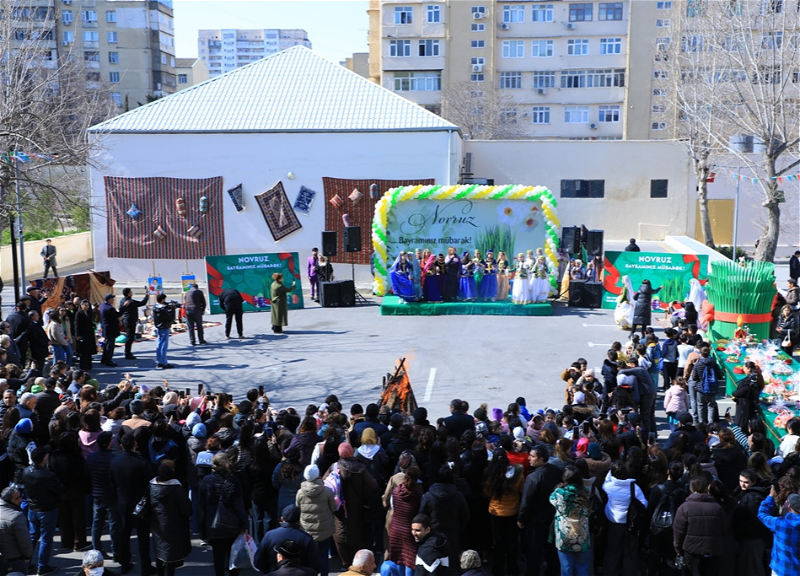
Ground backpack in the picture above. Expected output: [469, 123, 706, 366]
[700, 362, 718, 394]
[148, 436, 178, 465]
[649, 484, 676, 535]
[588, 481, 609, 537]
[153, 305, 175, 328]
[323, 462, 347, 516]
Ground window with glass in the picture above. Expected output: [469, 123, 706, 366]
[472, 6, 487, 15]
[107, 31, 118, 43]
[561, 180, 605, 198]
[106, 10, 116, 23]
[471, 23, 486, 31]
[499, 71, 523, 88]
[653, 88, 668, 96]
[598, 105, 620, 122]
[62, 10, 72, 24]
[62, 31, 74, 43]
[111, 92, 122, 107]
[109, 71, 120, 83]
[108, 51, 119, 63]
[561, 71, 587, 88]
[471, 40, 486, 48]
[656, 18, 671, 27]
[652, 105, 666, 113]
[587, 68, 625, 86]
[502, 40, 524, 58]
[471, 57, 486, 65]
[531, 40, 554, 57]
[426, 5, 441, 22]
[471, 73, 485, 82]
[651, 180, 668, 197]
[651, 122, 667, 130]
[390, 40, 411, 57]
[501, 108, 518, 124]
[569, 4, 593, 21]
[600, 38, 622, 54]
[567, 39, 589, 55]
[83, 31, 98, 42]
[532, 106, 550, 124]
[81, 10, 96, 22]
[503, 4, 525, 22]
[178, 74, 187, 84]
[394, 71, 442, 91]
[395, 6, 413, 24]
[418, 40, 440, 56]
[532, 4, 555, 21]
[84, 51, 99, 61]
[533, 71, 556, 88]
[657, 1, 673, 8]
[598, 2, 623, 20]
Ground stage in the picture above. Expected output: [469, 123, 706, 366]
[380, 295, 553, 316]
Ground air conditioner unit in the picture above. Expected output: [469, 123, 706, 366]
[566, 23, 576, 30]
[499, 23, 510, 30]
[472, 12, 484, 20]
[536, 87, 547, 95]
[589, 122, 599, 129]
[472, 64, 483, 72]
[63, 0, 71, 4]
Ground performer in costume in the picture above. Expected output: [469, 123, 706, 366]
[422, 253, 442, 302]
[389, 252, 416, 302]
[511, 253, 530, 304]
[444, 247, 461, 302]
[473, 249, 484, 293]
[459, 252, 478, 301]
[435, 254, 447, 299]
[525, 250, 537, 298]
[478, 250, 498, 301]
[410, 250, 423, 300]
[570, 259, 586, 280]
[532, 255, 550, 302]
[496, 251, 511, 301]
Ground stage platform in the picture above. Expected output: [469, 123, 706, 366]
[380, 295, 553, 316]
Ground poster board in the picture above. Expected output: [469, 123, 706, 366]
[205, 252, 304, 315]
[181, 275, 195, 293]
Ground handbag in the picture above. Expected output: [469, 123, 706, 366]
[132, 488, 149, 521]
[783, 334, 792, 347]
[626, 482, 647, 536]
[211, 497, 240, 538]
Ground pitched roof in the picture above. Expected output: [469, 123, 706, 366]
[90, 46, 457, 134]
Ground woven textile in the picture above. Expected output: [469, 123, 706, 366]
[105, 176, 225, 259]
[255, 181, 302, 241]
[322, 177, 435, 265]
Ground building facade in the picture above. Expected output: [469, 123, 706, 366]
[175, 56, 209, 88]
[55, 0, 177, 110]
[197, 28, 311, 78]
[369, 0, 668, 139]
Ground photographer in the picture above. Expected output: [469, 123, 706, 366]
[153, 293, 177, 369]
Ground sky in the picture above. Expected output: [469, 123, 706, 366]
[173, 0, 370, 63]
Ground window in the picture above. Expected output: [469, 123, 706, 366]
[655, 19, 671, 27]
[598, 2, 623, 20]
[83, 51, 99, 61]
[653, 70, 668, 79]
[470, 90, 485, 97]
[394, 6, 413, 24]
[600, 37, 622, 54]
[62, 10, 72, 24]
[565, 106, 589, 122]
[106, 10, 116, 23]
[418, 40, 440, 56]
[471, 40, 485, 48]
[651, 179, 668, 198]
[531, 40, 554, 57]
[598, 105, 620, 122]
[109, 71, 120, 83]
[761, 0, 784, 13]
[81, 10, 97, 22]
[471, 23, 486, 31]
[83, 31, 98, 42]
[561, 180, 605, 198]
[390, 40, 411, 57]
[587, 68, 625, 86]
[652, 105, 666, 113]
[107, 31, 118, 43]
[532, 106, 551, 124]
[471, 73, 485, 82]
[394, 71, 442, 91]
[426, 5, 440, 22]
[761, 32, 783, 49]
[569, 3, 593, 21]
[503, 4, 525, 23]
[499, 71, 522, 88]
[471, 57, 486, 66]
[653, 88, 668, 96]
[682, 34, 705, 52]
[501, 108, 518, 124]
[651, 122, 667, 130]
[533, 70, 556, 88]
[532, 4, 554, 21]
[567, 39, 589, 55]
[502, 40, 524, 58]
[561, 70, 586, 88]
[657, 1, 673, 8]
[108, 51, 119, 63]
[161, 54, 167, 65]
[471, 6, 487, 15]
[111, 92, 122, 107]
[62, 31, 73, 43]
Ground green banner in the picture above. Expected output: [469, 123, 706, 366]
[601, 251, 708, 309]
[205, 252, 304, 314]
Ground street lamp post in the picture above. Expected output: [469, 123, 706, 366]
[14, 161, 25, 288]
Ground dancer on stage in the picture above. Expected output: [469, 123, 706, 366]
[444, 247, 461, 302]
[525, 250, 537, 299]
[511, 253, 531, 304]
[459, 252, 478, 301]
[422, 253, 442, 302]
[410, 250, 423, 300]
[478, 250, 498, 301]
[390, 252, 417, 302]
[532, 255, 551, 303]
[473, 249, 484, 294]
[496, 251, 511, 301]
[435, 253, 447, 298]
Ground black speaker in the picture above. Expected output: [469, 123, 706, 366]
[321, 231, 337, 257]
[338, 280, 356, 307]
[343, 226, 361, 252]
[568, 279, 586, 306]
[581, 281, 603, 308]
[562, 227, 580, 255]
[319, 281, 340, 308]
[587, 230, 604, 257]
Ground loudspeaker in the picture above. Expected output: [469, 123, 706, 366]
[343, 226, 361, 252]
[562, 227, 581, 255]
[587, 229, 604, 257]
[568, 279, 585, 306]
[338, 280, 356, 307]
[581, 281, 603, 308]
[321, 231, 337, 257]
[319, 281, 340, 308]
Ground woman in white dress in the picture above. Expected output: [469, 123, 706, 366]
[532, 255, 551, 302]
[511, 252, 530, 304]
[525, 250, 537, 299]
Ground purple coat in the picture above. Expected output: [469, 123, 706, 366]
[287, 431, 319, 468]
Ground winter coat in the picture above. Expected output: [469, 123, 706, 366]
[272, 462, 303, 514]
[632, 283, 661, 325]
[602, 474, 647, 524]
[388, 483, 422, 568]
[414, 530, 450, 576]
[0, 499, 33, 562]
[732, 374, 761, 429]
[332, 457, 377, 552]
[86, 448, 116, 501]
[486, 464, 524, 517]
[198, 471, 248, 540]
[7, 430, 35, 484]
[664, 385, 690, 414]
[518, 463, 563, 527]
[287, 431, 319, 468]
[148, 478, 192, 562]
[254, 522, 319, 574]
[295, 478, 335, 542]
[419, 482, 469, 571]
[581, 452, 612, 481]
[46, 321, 69, 346]
[733, 483, 772, 542]
[673, 493, 727, 556]
[711, 444, 749, 492]
[549, 483, 591, 553]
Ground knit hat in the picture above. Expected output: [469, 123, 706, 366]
[576, 437, 589, 454]
[191, 423, 207, 438]
[30, 385, 44, 394]
[361, 427, 377, 445]
[587, 442, 602, 460]
[14, 418, 32, 434]
[460, 550, 482, 570]
[130, 399, 145, 415]
[491, 407, 503, 421]
[583, 368, 595, 378]
[398, 453, 415, 470]
[473, 407, 488, 422]
[338, 442, 354, 458]
[303, 464, 320, 481]
[186, 412, 202, 428]
[513, 426, 525, 440]
[788, 494, 800, 512]
[678, 412, 693, 425]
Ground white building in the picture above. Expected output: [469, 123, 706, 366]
[87, 46, 459, 281]
[198, 28, 312, 78]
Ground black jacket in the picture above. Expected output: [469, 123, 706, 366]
[442, 410, 475, 439]
[86, 448, 116, 501]
[6, 310, 30, 346]
[198, 472, 248, 540]
[518, 463, 562, 527]
[219, 289, 244, 312]
[414, 530, 450, 576]
[119, 294, 148, 328]
[149, 478, 193, 563]
[254, 523, 319, 574]
[75, 310, 96, 344]
[265, 560, 316, 576]
[22, 465, 64, 512]
[690, 357, 724, 387]
[100, 302, 120, 339]
[109, 450, 154, 514]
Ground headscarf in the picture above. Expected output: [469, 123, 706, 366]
[338, 442, 354, 459]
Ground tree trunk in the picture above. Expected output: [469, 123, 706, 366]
[696, 167, 715, 248]
[755, 175, 780, 263]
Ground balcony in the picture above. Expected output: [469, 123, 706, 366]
[81, 20, 97, 28]
[84, 60, 99, 69]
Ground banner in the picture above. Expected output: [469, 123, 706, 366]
[205, 252, 304, 315]
[602, 251, 708, 309]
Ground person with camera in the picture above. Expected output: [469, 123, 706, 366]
[153, 294, 176, 369]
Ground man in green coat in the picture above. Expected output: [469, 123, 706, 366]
[271, 273, 296, 334]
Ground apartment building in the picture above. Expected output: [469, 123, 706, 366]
[368, 0, 667, 139]
[198, 29, 312, 78]
[55, 0, 176, 110]
[176, 57, 209, 88]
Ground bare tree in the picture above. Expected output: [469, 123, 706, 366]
[441, 81, 525, 140]
[670, 0, 800, 261]
[0, 0, 115, 232]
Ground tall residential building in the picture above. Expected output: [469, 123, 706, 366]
[368, 0, 664, 139]
[197, 29, 311, 78]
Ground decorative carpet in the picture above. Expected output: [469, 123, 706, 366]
[380, 295, 553, 316]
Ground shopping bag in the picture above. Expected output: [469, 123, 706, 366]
[229, 532, 257, 571]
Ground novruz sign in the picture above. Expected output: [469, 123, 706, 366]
[371, 185, 561, 296]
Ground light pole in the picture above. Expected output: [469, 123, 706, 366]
[14, 160, 25, 288]
[732, 168, 740, 259]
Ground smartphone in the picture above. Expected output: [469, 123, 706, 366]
[573, 425, 579, 438]
[648, 432, 656, 444]
[258, 385, 264, 395]
[599, 412, 608, 420]
[197, 383, 203, 396]
[185, 388, 191, 397]
[178, 390, 185, 399]
[206, 391, 212, 397]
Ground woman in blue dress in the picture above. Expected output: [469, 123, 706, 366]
[422, 253, 443, 302]
[410, 250, 423, 300]
[478, 250, 499, 301]
[390, 252, 416, 302]
[458, 252, 478, 301]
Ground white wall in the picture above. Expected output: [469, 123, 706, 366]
[0, 232, 93, 280]
[90, 130, 457, 281]
[464, 139, 693, 241]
